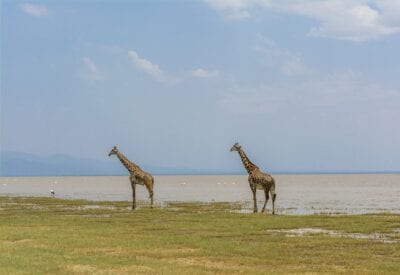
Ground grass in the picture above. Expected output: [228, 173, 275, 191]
[0, 197, 399, 274]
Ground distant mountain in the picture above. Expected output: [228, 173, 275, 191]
[1, 151, 396, 176]
[0, 151, 240, 176]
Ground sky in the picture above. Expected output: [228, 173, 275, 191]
[1, 0, 400, 173]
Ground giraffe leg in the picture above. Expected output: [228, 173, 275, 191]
[269, 185, 276, 215]
[252, 188, 258, 213]
[149, 188, 153, 207]
[145, 181, 154, 208]
[271, 191, 276, 215]
[150, 177, 154, 207]
[130, 177, 136, 210]
[132, 183, 136, 210]
[261, 188, 270, 213]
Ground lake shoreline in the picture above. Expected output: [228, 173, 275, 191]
[1, 174, 400, 215]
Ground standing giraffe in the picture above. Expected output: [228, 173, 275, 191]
[230, 142, 276, 214]
[108, 146, 154, 209]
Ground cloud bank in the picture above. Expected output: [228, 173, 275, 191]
[205, 0, 400, 41]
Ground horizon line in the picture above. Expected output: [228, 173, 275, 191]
[1, 171, 399, 177]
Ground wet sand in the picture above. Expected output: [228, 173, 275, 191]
[0, 174, 399, 215]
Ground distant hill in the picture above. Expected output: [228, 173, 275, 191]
[1, 151, 396, 176]
[0, 151, 240, 176]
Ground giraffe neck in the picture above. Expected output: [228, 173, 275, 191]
[116, 151, 139, 173]
[237, 148, 258, 174]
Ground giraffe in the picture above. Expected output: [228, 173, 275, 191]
[230, 142, 276, 214]
[108, 146, 154, 209]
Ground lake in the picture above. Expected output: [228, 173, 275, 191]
[1, 174, 399, 215]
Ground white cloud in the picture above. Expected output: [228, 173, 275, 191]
[128, 50, 179, 85]
[192, 68, 219, 78]
[220, 71, 400, 114]
[253, 34, 310, 76]
[19, 3, 49, 17]
[290, 1, 400, 41]
[128, 50, 220, 84]
[205, 0, 400, 41]
[81, 57, 103, 81]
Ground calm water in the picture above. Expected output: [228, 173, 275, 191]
[0, 174, 399, 215]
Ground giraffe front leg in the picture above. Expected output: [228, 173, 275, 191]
[132, 183, 136, 210]
[252, 189, 258, 213]
[261, 188, 269, 213]
[130, 177, 136, 210]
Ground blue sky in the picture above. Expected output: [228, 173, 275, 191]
[1, 0, 400, 172]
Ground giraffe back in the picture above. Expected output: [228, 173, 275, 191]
[249, 169, 274, 190]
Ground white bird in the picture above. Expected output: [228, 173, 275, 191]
[180, 182, 186, 185]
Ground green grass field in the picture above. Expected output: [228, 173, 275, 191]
[0, 197, 399, 274]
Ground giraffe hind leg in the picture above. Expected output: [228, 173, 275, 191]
[149, 188, 154, 208]
[261, 188, 270, 213]
[145, 178, 154, 208]
[271, 191, 277, 215]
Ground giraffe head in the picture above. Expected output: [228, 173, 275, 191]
[230, 142, 241, 152]
[108, 146, 118, 157]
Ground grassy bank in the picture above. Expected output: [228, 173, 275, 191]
[0, 197, 399, 274]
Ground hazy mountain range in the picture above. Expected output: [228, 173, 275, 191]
[1, 151, 396, 177]
[0, 151, 240, 176]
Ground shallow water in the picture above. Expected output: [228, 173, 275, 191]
[0, 174, 399, 215]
